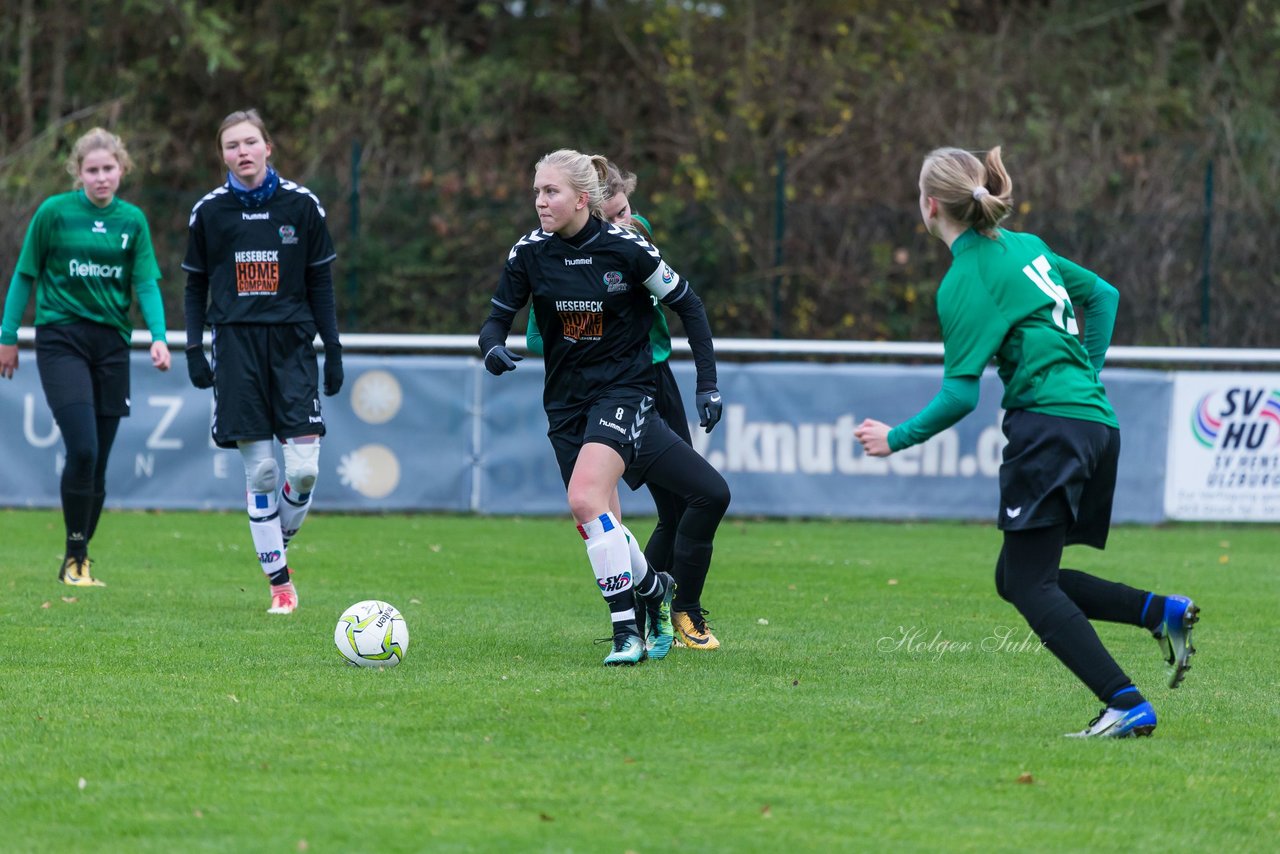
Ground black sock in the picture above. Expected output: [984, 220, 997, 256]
[62, 488, 94, 560]
[1141, 594, 1167, 632]
[1108, 686, 1146, 710]
[604, 590, 639, 638]
[268, 567, 291, 586]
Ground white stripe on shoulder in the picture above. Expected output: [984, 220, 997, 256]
[507, 228, 550, 261]
[188, 186, 229, 227]
[279, 179, 327, 218]
[606, 222, 660, 259]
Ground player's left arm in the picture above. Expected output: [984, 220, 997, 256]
[129, 214, 167, 348]
[639, 257, 721, 430]
[1054, 253, 1118, 370]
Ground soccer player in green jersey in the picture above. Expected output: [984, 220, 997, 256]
[855, 146, 1199, 738]
[0, 128, 170, 587]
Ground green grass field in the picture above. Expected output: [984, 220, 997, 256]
[1, 509, 1277, 852]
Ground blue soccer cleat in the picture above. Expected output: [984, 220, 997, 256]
[1065, 702, 1158, 739]
[601, 632, 646, 666]
[1154, 595, 1199, 689]
[645, 572, 676, 660]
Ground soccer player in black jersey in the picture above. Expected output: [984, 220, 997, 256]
[1, 128, 170, 587]
[183, 109, 343, 615]
[527, 160, 719, 651]
[479, 149, 731, 665]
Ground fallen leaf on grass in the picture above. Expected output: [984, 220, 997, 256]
[539, 812, 554, 822]
[1016, 773, 1034, 784]
[41, 602, 51, 609]
[757, 618, 769, 625]
[887, 579, 898, 585]
[227, 694, 239, 703]
[761, 805, 773, 818]
[61, 597, 77, 603]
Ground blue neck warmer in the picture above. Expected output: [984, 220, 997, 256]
[227, 165, 280, 208]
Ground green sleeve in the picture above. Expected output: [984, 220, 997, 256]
[134, 279, 168, 344]
[1, 272, 35, 345]
[1081, 277, 1118, 371]
[887, 375, 981, 452]
[525, 305, 543, 357]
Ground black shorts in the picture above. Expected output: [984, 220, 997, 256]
[998, 409, 1119, 549]
[653, 359, 692, 445]
[35, 321, 131, 417]
[210, 323, 324, 449]
[548, 389, 684, 490]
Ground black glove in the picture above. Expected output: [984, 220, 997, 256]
[696, 389, 723, 433]
[484, 345, 523, 376]
[323, 345, 344, 396]
[186, 346, 214, 389]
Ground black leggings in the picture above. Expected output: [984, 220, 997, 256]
[53, 402, 120, 552]
[994, 522, 1142, 703]
[642, 440, 731, 610]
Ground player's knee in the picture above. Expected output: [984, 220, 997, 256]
[283, 439, 321, 494]
[246, 457, 279, 494]
[994, 565, 1012, 603]
[62, 445, 97, 481]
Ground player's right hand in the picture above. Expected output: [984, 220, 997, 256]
[0, 343, 18, 379]
[186, 346, 214, 389]
[484, 345, 523, 376]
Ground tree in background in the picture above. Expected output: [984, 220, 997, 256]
[1, 0, 1276, 346]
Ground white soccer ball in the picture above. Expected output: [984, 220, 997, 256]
[335, 600, 409, 667]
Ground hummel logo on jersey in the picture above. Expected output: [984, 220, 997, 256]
[1006, 506, 1023, 518]
[242, 211, 271, 220]
[598, 419, 626, 436]
[92, 220, 107, 234]
[564, 257, 593, 266]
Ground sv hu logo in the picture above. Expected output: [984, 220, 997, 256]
[597, 571, 633, 593]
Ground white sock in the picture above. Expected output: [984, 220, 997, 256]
[620, 524, 656, 593]
[247, 490, 286, 577]
[578, 512, 636, 632]
[278, 481, 312, 549]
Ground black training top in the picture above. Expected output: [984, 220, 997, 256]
[182, 179, 337, 328]
[479, 215, 716, 428]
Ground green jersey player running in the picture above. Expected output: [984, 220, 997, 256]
[855, 146, 1199, 739]
[1, 127, 169, 587]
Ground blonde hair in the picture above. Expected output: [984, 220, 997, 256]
[536, 149, 609, 218]
[66, 128, 133, 186]
[604, 161, 637, 200]
[921, 146, 1013, 237]
[217, 108, 272, 153]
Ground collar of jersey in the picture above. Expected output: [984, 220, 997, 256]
[226, 166, 280, 208]
[76, 189, 118, 214]
[556, 214, 603, 249]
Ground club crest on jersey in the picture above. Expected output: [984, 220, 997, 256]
[603, 271, 627, 293]
[278, 225, 298, 245]
[92, 221, 107, 234]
